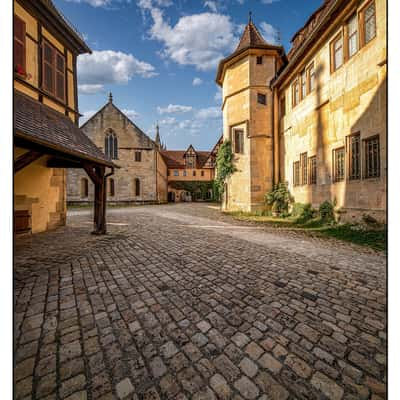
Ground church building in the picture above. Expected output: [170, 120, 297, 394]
[67, 95, 168, 204]
[216, 0, 386, 222]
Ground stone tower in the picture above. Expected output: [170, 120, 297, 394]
[216, 16, 286, 212]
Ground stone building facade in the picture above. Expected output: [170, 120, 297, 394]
[216, 0, 386, 222]
[67, 96, 168, 204]
[161, 139, 222, 202]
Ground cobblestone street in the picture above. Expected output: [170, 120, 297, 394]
[14, 203, 387, 400]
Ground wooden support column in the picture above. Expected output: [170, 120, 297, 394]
[83, 163, 107, 235]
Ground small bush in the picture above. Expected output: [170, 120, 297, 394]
[319, 200, 335, 222]
[292, 203, 315, 223]
[265, 182, 294, 216]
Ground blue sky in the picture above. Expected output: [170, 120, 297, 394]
[54, 0, 322, 150]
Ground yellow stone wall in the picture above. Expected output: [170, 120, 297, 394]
[14, 0, 78, 123]
[221, 50, 280, 212]
[278, 0, 386, 222]
[14, 148, 66, 233]
[167, 168, 214, 182]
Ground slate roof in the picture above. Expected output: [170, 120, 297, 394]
[14, 91, 115, 167]
[161, 150, 211, 169]
[235, 21, 269, 52]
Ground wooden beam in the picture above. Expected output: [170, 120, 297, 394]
[92, 166, 107, 235]
[83, 163, 102, 186]
[14, 150, 43, 173]
[47, 157, 82, 168]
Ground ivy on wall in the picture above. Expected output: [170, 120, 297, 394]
[214, 140, 236, 195]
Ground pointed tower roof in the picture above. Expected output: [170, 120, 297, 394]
[215, 16, 286, 85]
[155, 123, 161, 147]
[235, 17, 270, 53]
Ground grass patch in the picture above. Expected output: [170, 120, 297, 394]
[226, 211, 386, 251]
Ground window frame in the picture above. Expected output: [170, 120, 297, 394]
[292, 79, 300, 107]
[81, 178, 89, 198]
[344, 13, 359, 61]
[109, 178, 115, 197]
[308, 156, 317, 185]
[300, 152, 308, 185]
[293, 161, 300, 187]
[364, 134, 380, 179]
[332, 146, 345, 183]
[300, 69, 307, 100]
[201, 170, 204, 177]
[42, 40, 66, 102]
[233, 129, 244, 154]
[359, 0, 377, 47]
[256, 56, 263, 65]
[14, 15, 26, 73]
[330, 32, 344, 73]
[135, 178, 141, 196]
[173, 170, 179, 177]
[135, 151, 142, 162]
[257, 93, 267, 105]
[347, 133, 361, 181]
[306, 62, 316, 93]
[104, 131, 118, 160]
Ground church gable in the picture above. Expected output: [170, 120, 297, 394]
[81, 97, 155, 150]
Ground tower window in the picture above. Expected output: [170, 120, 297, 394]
[233, 129, 244, 154]
[135, 151, 142, 162]
[257, 93, 267, 105]
[256, 56, 263, 65]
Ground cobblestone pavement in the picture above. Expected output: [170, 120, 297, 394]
[15, 203, 387, 400]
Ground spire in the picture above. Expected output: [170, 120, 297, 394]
[155, 123, 161, 148]
[235, 15, 269, 52]
[108, 92, 113, 103]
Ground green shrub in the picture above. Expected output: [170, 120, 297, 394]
[319, 200, 335, 222]
[265, 183, 294, 216]
[292, 203, 315, 222]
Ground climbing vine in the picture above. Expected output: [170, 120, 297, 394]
[214, 140, 236, 195]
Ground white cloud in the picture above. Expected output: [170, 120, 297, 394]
[159, 116, 177, 125]
[77, 50, 157, 87]
[204, 1, 218, 12]
[192, 77, 203, 86]
[140, 4, 237, 71]
[261, 0, 280, 4]
[195, 106, 221, 120]
[259, 22, 280, 45]
[121, 109, 140, 120]
[78, 84, 105, 94]
[79, 110, 97, 125]
[157, 104, 193, 114]
[214, 89, 222, 102]
[66, 0, 111, 6]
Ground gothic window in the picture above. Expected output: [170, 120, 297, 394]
[105, 130, 118, 159]
[364, 136, 380, 178]
[109, 178, 115, 197]
[333, 147, 345, 182]
[135, 178, 141, 196]
[81, 178, 88, 198]
[348, 133, 361, 180]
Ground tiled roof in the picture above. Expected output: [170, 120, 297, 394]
[287, 0, 336, 60]
[14, 91, 115, 167]
[161, 150, 211, 169]
[235, 21, 269, 52]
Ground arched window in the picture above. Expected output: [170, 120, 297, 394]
[104, 129, 118, 159]
[109, 178, 115, 197]
[135, 178, 140, 196]
[81, 178, 88, 198]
